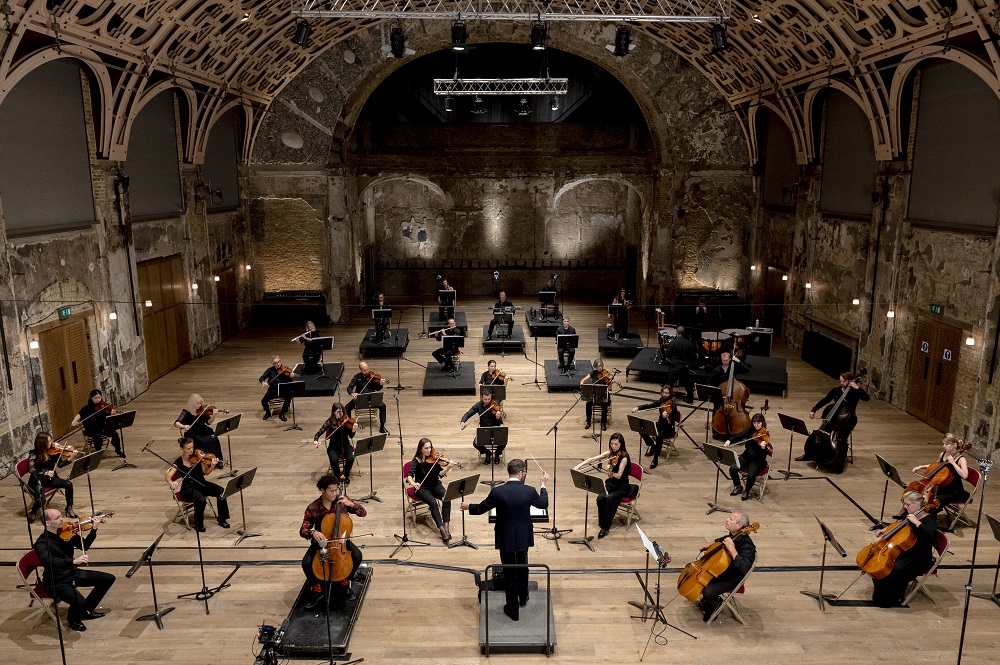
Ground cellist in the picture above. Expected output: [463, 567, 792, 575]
[796, 370, 869, 473]
[870, 491, 937, 608]
[693, 512, 756, 622]
[902, 433, 971, 516]
[300, 474, 367, 609]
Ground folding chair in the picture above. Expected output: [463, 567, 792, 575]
[403, 462, 430, 527]
[16, 550, 59, 625]
[739, 442, 773, 501]
[943, 468, 980, 530]
[707, 561, 755, 625]
[902, 531, 950, 606]
[614, 463, 643, 530]
[17, 458, 62, 513]
[169, 470, 216, 529]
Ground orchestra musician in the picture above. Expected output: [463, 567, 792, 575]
[431, 317, 462, 373]
[461, 391, 505, 464]
[725, 413, 770, 501]
[663, 326, 697, 403]
[795, 370, 869, 473]
[33, 508, 116, 632]
[372, 292, 390, 342]
[438, 278, 456, 319]
[292, 321, 322, 374]
[540, 277, 557, 318]
[574, 433, 636, 539]
[314, 403, 359, 482]
[405, 437, 457, 542]
[608, 288, 630, 341]
[480, 359, 511, 386]
[908, 433, 971, 514]
[871, 491, 938, 608]
[71, 389, 124, 457]
[555, 316, 577, 371]
[173, 394, 225, 466]
[487, 291, 515, 340]
[27, 432, 77, 521]
[259, 355, 299, 421]
[579, 358, 611, 431]
[695, 511, 756, 622]
[300, 474, 367, 608]
[630, 385, 681, 469]
[708, 351, 750, 388]
[692, 296, 714, 328]
[165, 437, 231, 532]
[345, 361, 388, 434]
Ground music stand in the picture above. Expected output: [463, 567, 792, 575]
[442, 335, 464, 377]
[354, 391, 385, 433]
[777, 412, 810, 480]
[569, 467, 606, 552]
[580, 383, 608, 451]
[354, 433, 387, 503]
[477, 427, 508, 487]
[608, 303, 627, 339]
[538, 290, 556, 320]
[800, 514, 847, 611]
[278, 380, 305, 430]
[445, 474, 481, 550]
[480, 383, 506, 402]
[972, 514, 1000, 608]
[222, 467, 262, 546]
[695, 384, 722, 442]
[372, 309, 392, 344]
[557, 333, 579, 374]
[105, 410, 137, 471]
[701, 443, 739, 515]
[438, 289, 456, 318]
[312, 336, 335, 380]
[67, 450, 104, 515]
[214, 413, 242, 479]
[872, 454, 906, 530]
[627, 415, 660, 461]
[128, 531, 175, 629]
[630, 526, 696, 642]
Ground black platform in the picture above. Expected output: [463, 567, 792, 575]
[625, 350, 788, 396]
[597, 328, 644, 357]
[291, 362, 344, 397]
[482, 325, 526, 354]
[359, 328, 408, 358]
[423, 361, 478, 396]
[278, 566, 371, 658]
[524, 312, 560, 337]
[429, 311, 468, 334]
[544, 360, 592, 391]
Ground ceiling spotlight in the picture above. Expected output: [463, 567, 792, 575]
[610, 25, 632, 57]
[451, 21, 467, 51]
[531, 22, 547, 50]
[515, 97, 531, 116]
[444, 95, 454, 112]
[711, 23, 728, 53]
[390, 26, 406, 58]
[752, 14, 763, 24]
[472, 95, 486, 115]
[550, 95, 560, 111]
[240, 12, 250, 22]
[292, 20, 312, 47]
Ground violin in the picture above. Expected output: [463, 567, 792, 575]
[905, 441, 972, 505]
[489, 368, 509, 383]
[311, 478, 355, 583]
[426, 451, 462, 469]
[712, 358, 751, 439]
[659, 399, 673, 420]
[188, 449, 219, 472]
[606, 450, 625, 478]
[46, 442, 79, 459]
[596, 368, 622, 389]
[484, 400, 504, 420]
[338, 414, 357, 430]
[97, 400, 114, 414]
[677, 522, 760, 601]
[363, 370, 384, 384]
[856, 507, 934, 579]
[58, 511, 114, 540]
[195, 404, 229, 416]
[803, 368, 867, 465]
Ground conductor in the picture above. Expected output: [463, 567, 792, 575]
[462, 459, 549, 621]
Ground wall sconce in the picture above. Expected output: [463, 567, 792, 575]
[192, 282, 198, 290]
[781, 181, 805, 206]
[245, 264, 252, 271]
[29, 340, 39, 350]
[805, 282, 812, 289]
[145, 300, 153, 307]
[852, 298, 860, 305]
[886, 310, 895, 318]
[782, 275, 788, 281]
[214, 275, 220, 282]
[750, 265, 757, 272]
[109, 312, 117, 320]
[966, 336, 975, 346]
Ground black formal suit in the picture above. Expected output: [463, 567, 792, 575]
[468, 478, 548, 618]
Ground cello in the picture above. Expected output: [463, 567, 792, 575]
[904, 440, 972, 506]
[712, 358, 751, 439]
[677, 522, 760, 601]
[803, 368, 867, 465]
[311, 478, 355, 584]
[856, 504, 934, 579]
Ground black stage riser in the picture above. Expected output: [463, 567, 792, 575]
[544, 360, 593, 391]
[625, 351, 788, 396]
[359, 328, 409, 358]
[524, 312, 560, 337]
[291, 363, 345, 397]
[597, 328, 644, 357]
[429, 312, 468, 334]
[278, 567, 371, 657]
[482, 325, 526, 352]
[423, 362, 479, 396]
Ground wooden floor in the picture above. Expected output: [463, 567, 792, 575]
[2, 298, 998, 664]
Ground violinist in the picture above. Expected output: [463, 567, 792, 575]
[300, 474, 367, 608]
[480, 359, 511, 386]
[431, 317, 462, 373]
[725, 413, 770, 501]
[406, 438, 457, 542]
[345, 361, 388, 434]
[870, 491, 937, 608]
[461, 391, 505, 464]
[33, 508, 116, 632]
[695, 512, 756, 622]
[555, 316, 576, 370]
[292, 321, 322, 374]
[173, 394, 225, 467]
[487, 291, 515, 340]
[630, 384, 681, 469]
[796, 370, 869, 473]
[438, 278, 456, 319]
[574, 433, 635, 539]
[314, 403, 358, 482]
[579, 358, 611, 431]
[259, 355, 298, 421]
[663, 326, 697, 404]
[907, 433, 971, 514]
[27, 432, 77, 521]
[165, 437, 230, 532]
[608, 288, 630, 341]
[71, 389, 123, 457]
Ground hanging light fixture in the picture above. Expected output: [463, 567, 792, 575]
[550, 95, 560, 111]
[444, 96, 454, 112]
[612, 25, 631, 57]
[515, 97, 531, 116]
[390, 26, 406, 58]
[472, 96, 486, 114]
[531, 22, 547, 50]
[451, 21, 467, 51]
[966, 336, 975, 346]
[710, 23, 728, 53]
[292, 20, 312, 47]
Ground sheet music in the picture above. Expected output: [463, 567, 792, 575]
[635, 525, 659, 559]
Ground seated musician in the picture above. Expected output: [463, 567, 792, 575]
[663, 326, 697, 403]
[708, 351, 750, 387]
[372, 292, 391, 341]
[300, 474, 367, 609]
[608, 288, 630, 341]
[292, 321, 321, 374]
[27, 432, 78, 521]
[71, 389, 124, 457]
[695, 511, 756, 621]
[871, 491, 938, 608]
[579, 358, 611, 431]
[431, 317, 462, 372]
[33, 508, 116, 632]
[314, 403, 358, 483]
[259, 355, 299, 421]
[405, 437, 457, 543]
[461, 391, 504, 464]
[630, 384, 681, 469]
[555, 316, 576, 371]
[486, 291, 515, 340]
[438, 278, 456, 319]
[910, 433, 971, 514]
[480, 359, 510, 386]
[796, 370, 869, 473]
[574, 432, 636, 539]
[165, 437, 230, 532]
[345, 361, 388, 434]
[174, 394, 225, 466]
[540, 277, 557, 319]
[725, 413, 770, 501]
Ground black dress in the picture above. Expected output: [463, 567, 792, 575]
[727, 426, 770, 492]
[927, 453, 971, 509]
[634, 398, 681, 464]
[172, 455, 230, 530]
[27, 451, 74, 513]
[596, 452, 635, 531]
[408, 457, 452, 527]
[315, 419, 357, 478]
[175, 409, 224, 463]
[77, 402, 122, 455]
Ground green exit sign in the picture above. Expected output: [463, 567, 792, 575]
[58, 306, 72, 319]
[929, 304, 943, 315]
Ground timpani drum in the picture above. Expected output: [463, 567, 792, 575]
[722, 328, 752, 354]
[658, 326, 677, 351]
[701, 331, 726, 356]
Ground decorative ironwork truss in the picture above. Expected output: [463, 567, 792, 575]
[296, 0, 730, 23]
[433, 77, 569, 95]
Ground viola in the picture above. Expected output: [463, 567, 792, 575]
[46, 442, 78, 459]
[712, 359, 751, 439]
[58, 511, 114, 540]
[677, 522, 760, 601]
[803, 368, 868, 465]
[905, 442, 972, 505]
[659, 400, 674, 420]
[856, 507, 934, 579]
[311, 480, 355, 583]
[188, 449, 219, 473]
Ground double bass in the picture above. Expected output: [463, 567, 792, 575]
[712, 359, 751, 438]
[803, 368, 867, 465]
[677, 522, 760, 601]
[311, 479, 355, 584]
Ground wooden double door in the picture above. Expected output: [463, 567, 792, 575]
[138, 255, 191, 382]
[38, 319, 94, 438]
[905, 315, 961, 432]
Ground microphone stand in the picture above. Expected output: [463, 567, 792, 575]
[521, 334, 545, 390]
[956, 454, 995, 665]
[1, 457, 38, 551]
[540, 395, 583, 549]
[389, 395, 429, 558]
[39, 527, 69, 665]
[392, 310, 413, 392]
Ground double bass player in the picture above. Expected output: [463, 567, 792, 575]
[797, 370, 869, 474]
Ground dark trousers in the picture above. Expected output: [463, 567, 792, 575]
[701, 573, 740, 617]
[414, 482, 451, 527]
[487, 318, 513, 339]
[473, 437, 506, 457]
[49, 569, 116, 623]
[557, 347, 576, 369]
[499, 550, 529, 611]
[729, 453, 767, 492]
[438, 306, 453, 319]
[597, 486, 633, 530]
[432, 347, 458, 369]
[302, 542, 362, 588]
[179, 481, 230, 530]
[30, 474, 74, 512]
[261, 387, 291, 415]
[190, 431, 224, 463]
[327, 442, 355, 479]
[666, 364, 695, 400]
[88, 431, 122, 455]
[302, 349, 322, 374]
[872, 561, 924, 607]
[346, 398, 386, 427]
[639, 432, 673, 462]
[586, 400, 608, 426]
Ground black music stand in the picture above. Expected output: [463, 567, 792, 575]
[312, 336, 335, 380]
[557, 333, 579, 374]
[777, 412, 810, 480]
[214, 413, 242, 479]
[580, 383, 608, 451]
[128, 531, 174, 629]
[354, 391, 385, 434]
[480, 383, 506, 402]
[569, 467, 606, 552]
[695, 384, 722, 442]
[67, 450, 104, 515]
[477, 427, 508, 487]
[442, 335, 464, 377]
[105, 410, 137, 471]
[800, 514, 847, 611]
[872, 454, 906, 530]
[445, 474, 481, 550]
[972, 514, 1000, 608]
[538, 290, 556, 320]
[627, 415, 660, 460]
[438, 289, 456, 319]
[701, 443, 739, 515]
[222, 467, 261, 546]
[630, 526, 696, 644]
[373, 309, 392, 344]
[354, 433, 387, 503]
[279, 380, 305, 430]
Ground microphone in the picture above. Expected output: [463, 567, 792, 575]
[141, 439, 154, 453]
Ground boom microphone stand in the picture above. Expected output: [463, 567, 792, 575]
[521, 334, 545, 390]
[390, 395, 429, 558]
[956, 453, 995, 665]
[540, 395, 581, 549]
[392, 310, 413, 392]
